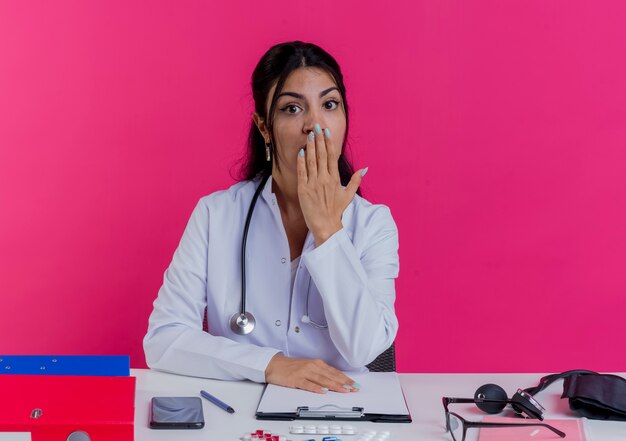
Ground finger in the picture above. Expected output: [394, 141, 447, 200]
[327, 377, 359, 393]
[314, 123, 328, 176]
[344, 167, 367, 199]
[303, 360, 352, 393]
[297, 378, 330, 394]
[308, 371, 351, 394]
[296, 148, 308, 186]
[305, 130, 318, 179]
[323, 127, 340, 180]
[321, 365, 358, 392]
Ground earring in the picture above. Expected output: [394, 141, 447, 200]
[265, 142, 271, 162]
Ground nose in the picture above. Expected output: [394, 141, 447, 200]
[302, 108, 325, 134]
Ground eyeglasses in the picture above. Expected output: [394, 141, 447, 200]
[442, 397, 566, 441]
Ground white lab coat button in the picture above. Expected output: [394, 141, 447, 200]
[281, 257, 286, 264]
[295, 326, 300, 333]
[275, 320, 281, 326]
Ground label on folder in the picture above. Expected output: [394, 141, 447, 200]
[0, 435, 32, 441]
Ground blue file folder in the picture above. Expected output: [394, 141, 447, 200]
[0, 355, 130, 376]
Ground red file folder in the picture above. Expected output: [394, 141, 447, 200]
[0, 374, 135, 440]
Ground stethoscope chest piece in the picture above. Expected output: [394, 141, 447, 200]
[229, 312, 256, 335]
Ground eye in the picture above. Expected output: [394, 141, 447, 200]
[324, 100, 340, 110]
[280, 104, 302, 114]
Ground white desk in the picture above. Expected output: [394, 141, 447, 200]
[132, 369, 626, 440]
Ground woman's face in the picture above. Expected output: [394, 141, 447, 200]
[264, 67, 347, 176]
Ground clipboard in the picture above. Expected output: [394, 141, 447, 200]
[255, 372, 412, 423]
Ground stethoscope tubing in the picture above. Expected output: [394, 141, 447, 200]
[233, 173, 327, 333]
[303, 276, 328, 329]
[239, 173, 271, 315]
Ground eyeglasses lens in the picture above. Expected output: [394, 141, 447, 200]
[448, 412, 463, 441]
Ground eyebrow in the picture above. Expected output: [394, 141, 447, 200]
[276, 86, 340, 100]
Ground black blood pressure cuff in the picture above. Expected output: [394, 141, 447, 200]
[562, 373, 626, 421]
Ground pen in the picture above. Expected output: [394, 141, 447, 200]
[200, 390, 235, 414]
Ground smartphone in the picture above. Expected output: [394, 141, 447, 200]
[149, 396, 205, 429]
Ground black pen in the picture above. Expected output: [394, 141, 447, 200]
[200, 390, 235, 414]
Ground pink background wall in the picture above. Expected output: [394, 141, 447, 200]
[1, 1, 625, 373]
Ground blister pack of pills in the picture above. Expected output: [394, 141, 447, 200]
[241, 430, 288, 441]
[242, 427, 391, 441]
[289, 424, 356, 435]
[354, 430, 391, 441]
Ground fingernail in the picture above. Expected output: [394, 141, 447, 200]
[324, 128, 331, 138]
[299, 148, 304, 157]
[321, 387, 329, 392]
[314, 123, 322, 134]
[342, 384, 353, 390]
[308, 131, 315, 141]
[360, 167, 368, 177]
[352, 382, 361, 389]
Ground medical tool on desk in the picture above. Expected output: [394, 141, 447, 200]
[444, 370, 595, 421]
[229, 173, 327, 335]
[443, 369, 626, 441]
[452, 369, 626, 421]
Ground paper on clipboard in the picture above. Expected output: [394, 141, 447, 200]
[257, 372, 410, 417]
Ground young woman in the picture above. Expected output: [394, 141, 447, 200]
[144, 41, 399, 394]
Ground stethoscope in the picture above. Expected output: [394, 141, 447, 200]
[300, 276, 327, 329]
[229, 174, 328, 335]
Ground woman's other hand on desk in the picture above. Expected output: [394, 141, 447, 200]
[265, 354, 359, 394]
